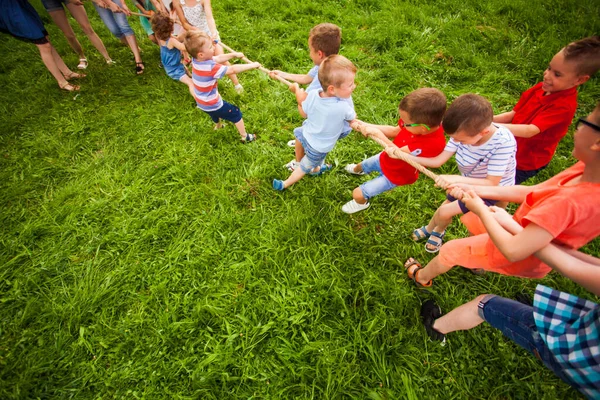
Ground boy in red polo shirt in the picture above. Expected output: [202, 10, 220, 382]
[342, 88, 447, 213]
[493, 35, 600, 184]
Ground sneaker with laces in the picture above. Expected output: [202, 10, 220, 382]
[283, 159, 299, 171]
[421, 300, 446, 344]
[287, 140, 296, 147]
[234, 84, 244, 94]
[344, 163, 365, 175]
[342, 200, 370, 214]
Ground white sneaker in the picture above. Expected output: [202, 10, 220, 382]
[287, 140, 296, 147]
[342, 200, 370, 214]
[283, 159, 299, 171]
[234, 84, 244, 94]
[344, 163, 365, 175]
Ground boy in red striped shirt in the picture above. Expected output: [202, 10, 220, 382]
[183, 31, 261, 143]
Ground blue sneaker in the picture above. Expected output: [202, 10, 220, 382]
[273, 179, 285, 191]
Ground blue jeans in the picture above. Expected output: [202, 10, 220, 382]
[358, 154, 397, 200]
[479, 295, 571, 384]
[94, 0, 134, 39]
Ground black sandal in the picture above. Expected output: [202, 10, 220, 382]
[135, 62, 145, 75]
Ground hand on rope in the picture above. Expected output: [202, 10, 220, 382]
[219, 41, 293, 87]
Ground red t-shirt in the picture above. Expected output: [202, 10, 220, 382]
[513, 82, 577, 171]
[379, 120, 446, 185]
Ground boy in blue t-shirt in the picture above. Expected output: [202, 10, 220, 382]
[273, 55, 357, 191]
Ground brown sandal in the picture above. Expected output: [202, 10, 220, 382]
[59, 82, 80, 92]
[65, 71, 86, 80]
[404, 257, 432, 287]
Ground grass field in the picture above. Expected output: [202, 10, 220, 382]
[1, 0, 599, 398]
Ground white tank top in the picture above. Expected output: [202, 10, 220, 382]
[180, 0, 211, 35]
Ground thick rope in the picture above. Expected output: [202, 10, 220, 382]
[219, 42, 293, 87]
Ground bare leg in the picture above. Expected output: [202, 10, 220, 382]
[215, 43, 239, 86]
[37, 42, 76, 89]
[415, 255, 454, 284]
[234, 119, 248, 139]
[66, 2, 111, 61]
[432, 295, 487, 334]
[148, 34, 159, 46]
[352, 187, 368, 204]
[123, 35, 143, 63]
[426, 200, 462, 233]
[180, 75, 196, 99]
[48, 9, 85, 58]
[294, 139, 305, 162]
[282, 168, 307, 189]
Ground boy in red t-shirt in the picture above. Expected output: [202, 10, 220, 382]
[493, 35, 600, 184]
[342, 88, 447, 213]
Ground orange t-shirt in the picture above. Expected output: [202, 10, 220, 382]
[513, 161, 600, 249]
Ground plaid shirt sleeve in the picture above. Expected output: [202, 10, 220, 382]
[533, 284, 600, 399]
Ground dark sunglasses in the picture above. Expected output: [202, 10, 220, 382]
[576, 118, 600, 133]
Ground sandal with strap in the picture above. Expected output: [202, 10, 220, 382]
[425, 230, 445, 253]
[309, 163, 332, 176]
[242, 133, 256, 143]
[77, 58, 88, 70]
[412, 225, 431, 241]
[59, 82, 80, 92]
[404, 257, 432, 287]
[135, 62, 145, 75]
[65, 71, 86, 80]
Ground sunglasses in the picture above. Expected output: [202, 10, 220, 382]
[400, 120, 431, 131]
[576, 118, 600, 133]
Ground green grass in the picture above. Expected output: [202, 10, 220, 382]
[1, 0, 599, 398]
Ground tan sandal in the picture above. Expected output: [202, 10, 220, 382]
[65, 71, 86, 80]
[404, 257, 432, 287]
[59, 82, 80, 92]
[77, 58, 88, 69]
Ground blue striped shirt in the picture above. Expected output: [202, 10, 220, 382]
[534, 285, 600, 399]
[444, 125, 517, 186]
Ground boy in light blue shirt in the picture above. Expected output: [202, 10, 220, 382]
[273, 55, 357, 191]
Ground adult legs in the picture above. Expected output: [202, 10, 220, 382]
[37, 41, 79, 90]
[66, 1, 111, 61]
[47, 8, 85, 58]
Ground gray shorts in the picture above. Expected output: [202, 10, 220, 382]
[41, 0, 68, 12]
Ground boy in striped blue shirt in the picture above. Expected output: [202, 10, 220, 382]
[399, 94, 516, 253]
[183, 31, 261, 143]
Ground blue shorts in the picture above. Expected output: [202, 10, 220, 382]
[446, 193, 496, 214]
[167, 66, 186, 81]
[479, 295, 571, 384]
[358, 154, 398, 200]
[515, 165, 547, 185]
[41, 0, 67, 12]
[203, 101, 242, 124]
[294, 127, 351, 174]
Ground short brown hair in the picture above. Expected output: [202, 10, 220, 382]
[150, 12, 173, 41]
[309, 23, 341, 57]
[183, 30, 212, 58]
[318, 54, 356, 89]
[563, 35, 600, 77]
[399, 88, 447, 128]
[443, 94, 493, 136]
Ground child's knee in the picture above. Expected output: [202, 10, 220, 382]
[352, 187, 366, 202]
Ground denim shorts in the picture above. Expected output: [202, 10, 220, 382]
[204, 101, 242, 124]
[41, 0, 67, 12]
[446, 193, 496, 214]
[358, 154, 397, 200]
[478, 295, 571, 384]
[93, 0, 135, 38]
[294, 128, 328, 173]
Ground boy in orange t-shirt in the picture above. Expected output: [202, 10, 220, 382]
[404, 102, 600, 286]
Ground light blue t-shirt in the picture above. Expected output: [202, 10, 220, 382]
[301, 90, 356, 153]
[306, 65, 354, 134]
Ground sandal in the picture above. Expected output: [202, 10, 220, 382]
[412, 225, 431, 241]
[309, 163, 332, 176]
[425, 230, 445, 253]
[77, 58, 88, 70]
[59, 82, 80, 92]
[65, 71, 86, 80]
[242, 133, 256, 143]
[135, 62, 145, 75]
[404, 257, 432, 287]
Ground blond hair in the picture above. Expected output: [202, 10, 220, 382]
[443, 94, 493, 136]
[318, 54, 356, 89]
[399, 88, 447, 128]
[183, 30, 212, 58]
